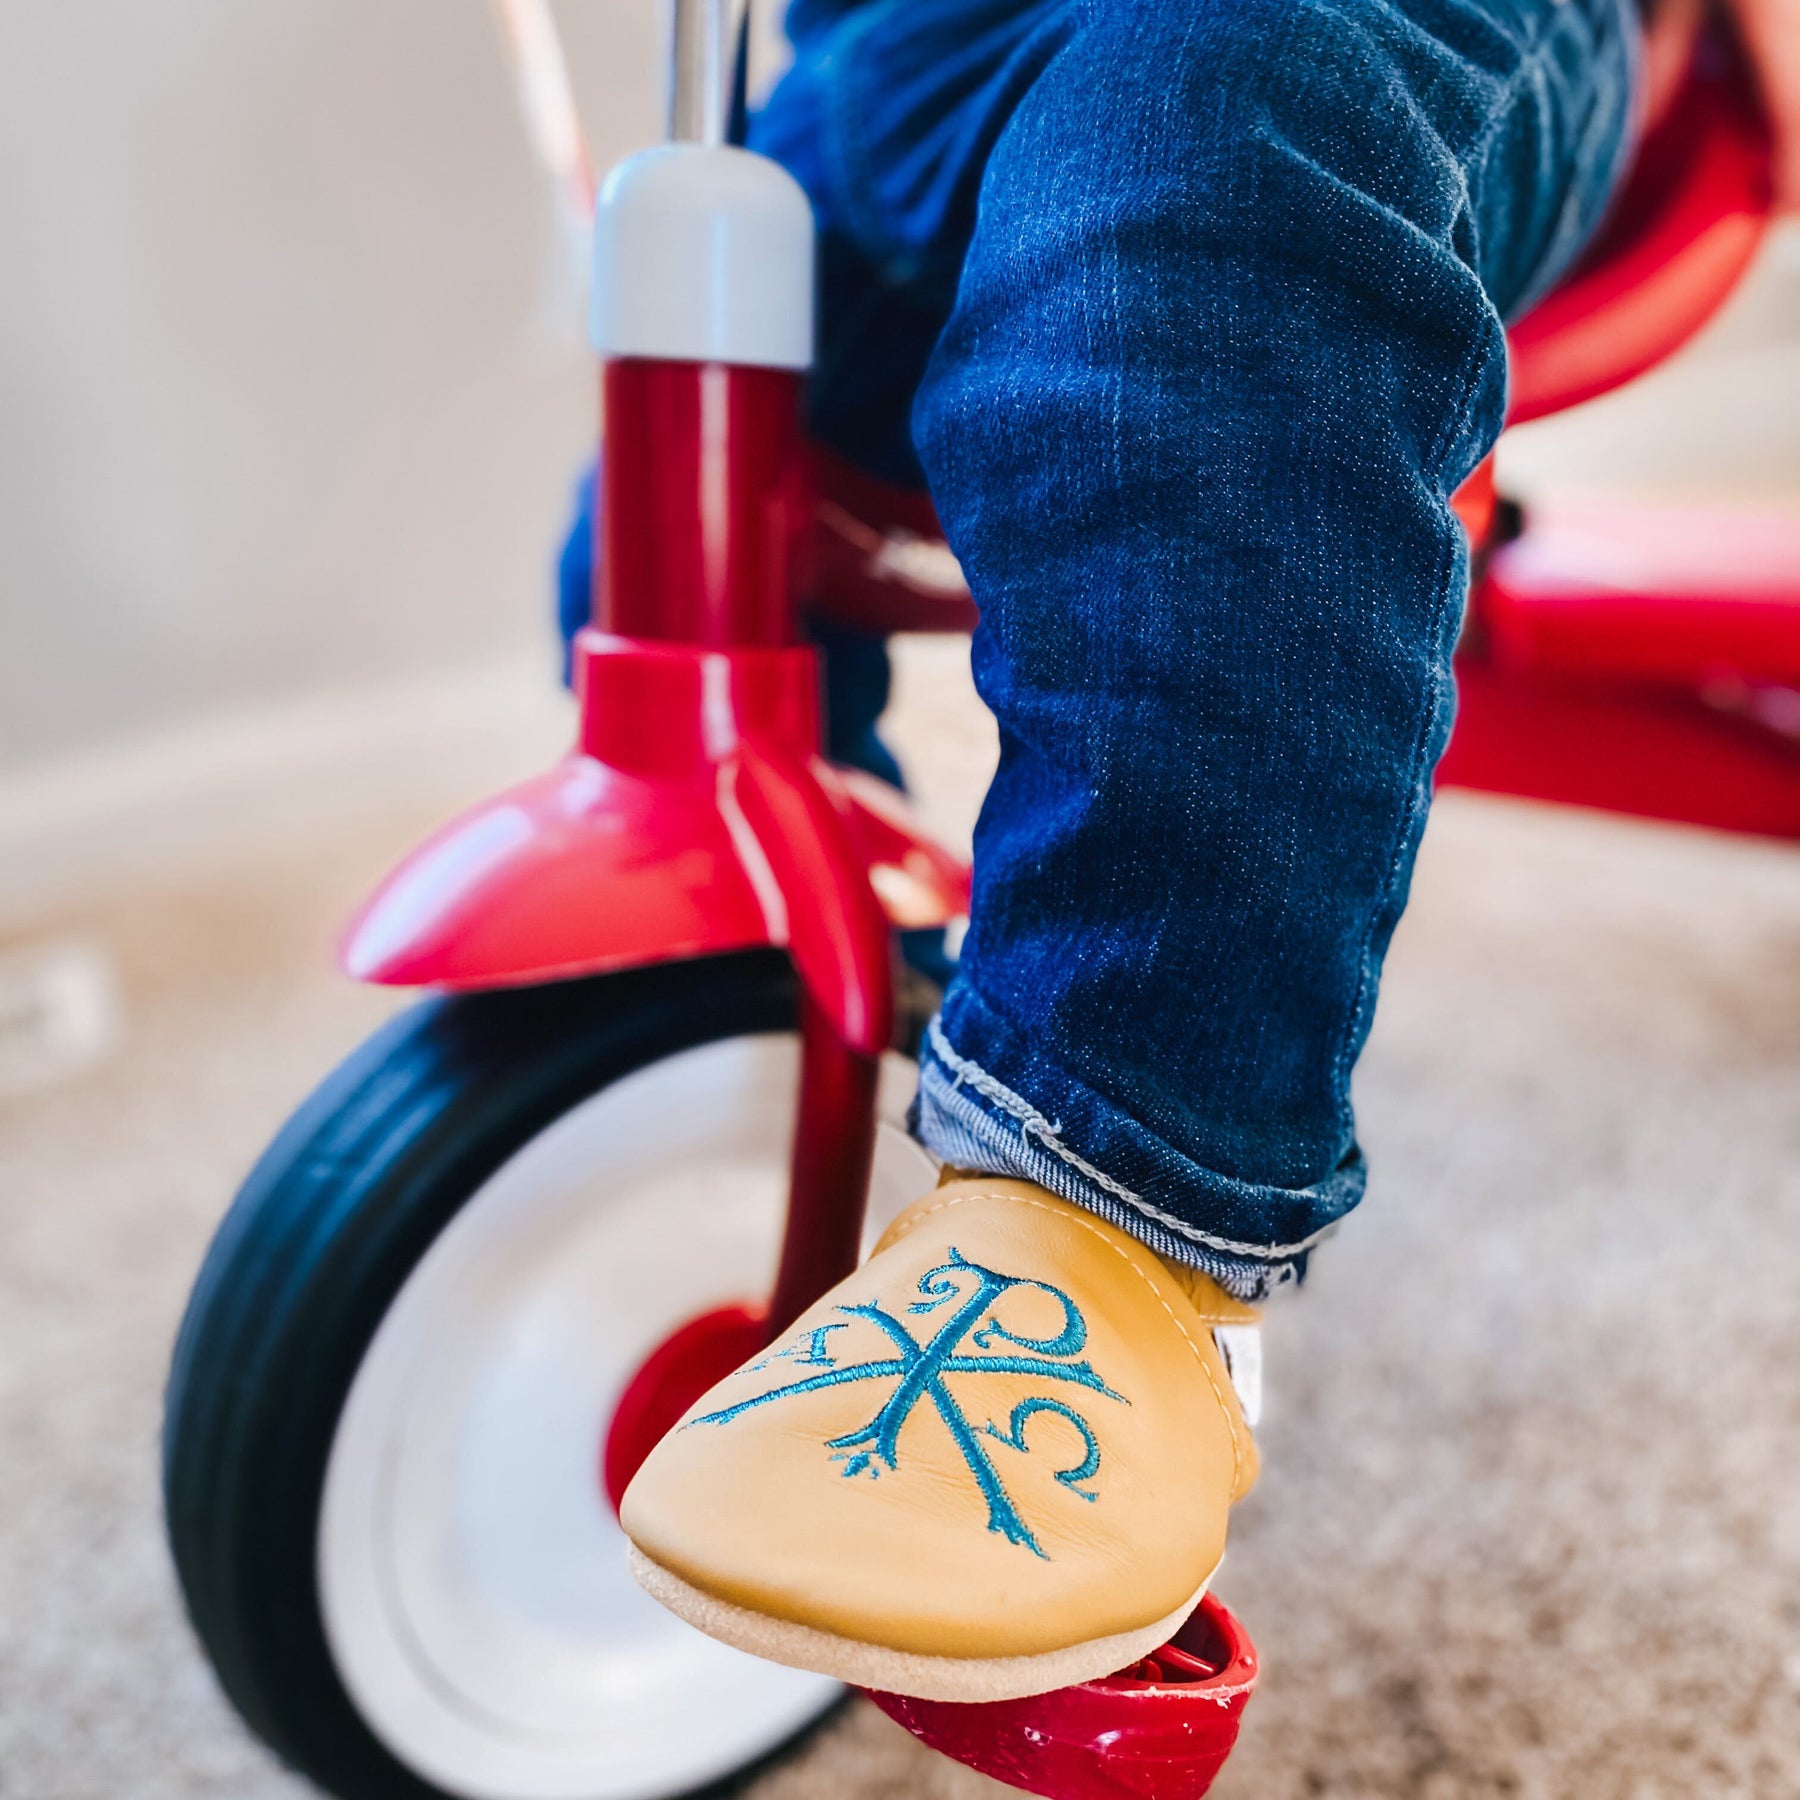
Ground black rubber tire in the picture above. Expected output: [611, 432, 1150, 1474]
[163, 949, 846, 1800]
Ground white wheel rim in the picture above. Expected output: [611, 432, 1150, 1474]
[318, 1033, 934, 1800]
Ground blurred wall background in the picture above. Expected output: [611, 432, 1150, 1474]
[0, 1, 664, 776]
[0, 0, 1796, 783]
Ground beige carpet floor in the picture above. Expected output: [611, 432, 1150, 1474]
[3, 640, 1799, 1800]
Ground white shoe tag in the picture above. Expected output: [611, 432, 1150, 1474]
[1212, 1324, 1263, 1428]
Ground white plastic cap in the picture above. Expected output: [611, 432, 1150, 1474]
[590, 144, 815, 370]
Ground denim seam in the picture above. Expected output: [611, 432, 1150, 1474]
[926, 1018, 1338, 1261]
[1321, 87, 1516, 1137]
[882, 1185, 1249, 1488]
[1321, 356, 1483, 1146]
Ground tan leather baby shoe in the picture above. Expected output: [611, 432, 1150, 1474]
[619, 1176, 1260, 1701]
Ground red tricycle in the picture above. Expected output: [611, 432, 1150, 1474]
[162, 4, 1792, 1798]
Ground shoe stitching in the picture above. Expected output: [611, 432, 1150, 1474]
[882, 1189, 1248, 1496]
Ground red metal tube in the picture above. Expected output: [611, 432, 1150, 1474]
[597, 358, 807, 647]
[764, 991, 881, 1338]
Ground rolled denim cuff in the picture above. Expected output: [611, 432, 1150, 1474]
[911, 992, 1364, 1301]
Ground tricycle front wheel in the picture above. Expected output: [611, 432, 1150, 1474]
[164, 950, 933, 1800]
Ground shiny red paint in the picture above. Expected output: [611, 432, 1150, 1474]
[866, 1595, 1257, 1800]
[1477, 506, 1800, 687]
[340, 633, 962, 1046]
[600, 359, 807, 646]
[338, 750, 769, 988]
[729, 739, 896, 1056]
[1440, 658, 1800, 838]
[806, 445, 979, 635]
[1441, 504, 1800, 838]
[766, 994, 881, 1337]
[1450, 455, 1498, 546]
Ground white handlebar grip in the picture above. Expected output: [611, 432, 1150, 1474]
[590, 144, 815, 371]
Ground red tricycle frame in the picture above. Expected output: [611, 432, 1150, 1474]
[336, 12, 1786, 1798]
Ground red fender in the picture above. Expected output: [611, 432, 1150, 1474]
[730, 741, 895, 1054]
[340, 634, 968, 1049]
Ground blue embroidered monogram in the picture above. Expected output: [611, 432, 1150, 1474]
[982, 1399, 1103, 1502]
[686, 1249, 1128, 1557]
[749, 1322, 850, 1372]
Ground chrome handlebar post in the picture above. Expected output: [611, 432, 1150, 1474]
[668, 0, 747, 146]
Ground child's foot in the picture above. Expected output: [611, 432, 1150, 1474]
[619, 1176, 1261, 1701]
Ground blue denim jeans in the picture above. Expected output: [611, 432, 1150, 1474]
[563, 0, 1638, 1296]
[759, 0, 1639, 1297]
